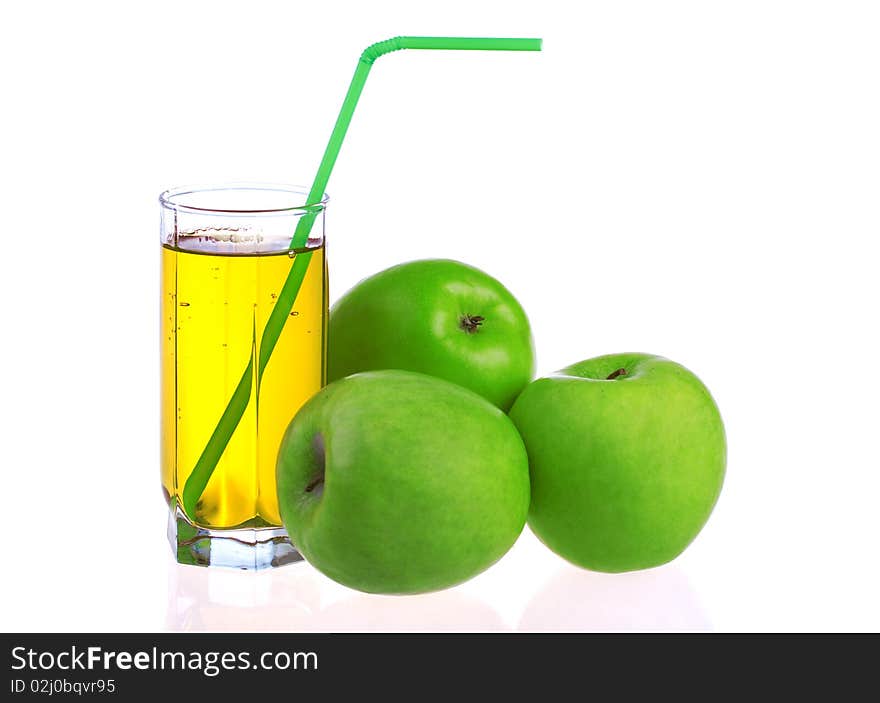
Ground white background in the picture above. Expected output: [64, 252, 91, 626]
[1, 0, 878, 632]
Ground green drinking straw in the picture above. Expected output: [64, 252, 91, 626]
[182, 36, 543, 517]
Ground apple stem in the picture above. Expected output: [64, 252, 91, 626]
[460, 314, 485, 334]
[305, 474, 324, 493]
[305, 433, 326, 495]
[606, 368, 627, 380]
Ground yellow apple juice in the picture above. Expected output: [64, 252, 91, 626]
[161, 238, 327, 529]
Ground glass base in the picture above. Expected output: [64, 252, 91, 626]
[168, 506, 303, 570]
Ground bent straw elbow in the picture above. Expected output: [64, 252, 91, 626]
[360, 37, 405, 65]
[360, 36, 542, 65]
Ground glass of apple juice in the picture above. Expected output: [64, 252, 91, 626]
[160, 184, 328, 569]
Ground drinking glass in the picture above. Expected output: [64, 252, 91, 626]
[160, 184, 328, 569]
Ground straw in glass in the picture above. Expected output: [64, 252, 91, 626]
[182, 36, 542, 517]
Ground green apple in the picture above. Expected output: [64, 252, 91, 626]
[328, 259, 534, 410]
[276, 370, 530, 594]
[509, 353, 725, 573]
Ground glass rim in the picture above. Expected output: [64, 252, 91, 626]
[159, 182, 329, 216]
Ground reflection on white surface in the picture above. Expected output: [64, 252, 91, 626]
[167, 546, 708, 632]
[167, 562, 321, 631]
[167, 561, 506, 632]
[308, 592, 507, 632]
[519, 563, 710, 631]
